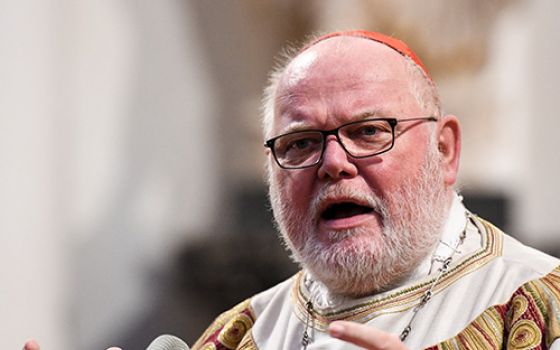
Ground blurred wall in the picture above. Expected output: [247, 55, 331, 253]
[1, 1, 68, 348]
[1, 1, 559, 349]
[1, 1, 220, 349]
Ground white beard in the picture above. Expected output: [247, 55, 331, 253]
[268, 137, 449, 297]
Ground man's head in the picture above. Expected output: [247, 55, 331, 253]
[263, 31, 461, 297]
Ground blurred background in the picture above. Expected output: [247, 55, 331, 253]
[1, 0, 559, 349]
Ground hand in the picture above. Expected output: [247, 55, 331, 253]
[22, 339, 122, 350]
[328, 321, 409, 350]
[23, 339, 40, 350]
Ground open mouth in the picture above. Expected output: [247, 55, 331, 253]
[321, 202, 374, 220]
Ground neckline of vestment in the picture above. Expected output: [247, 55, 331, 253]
[291, 215, 502, 331]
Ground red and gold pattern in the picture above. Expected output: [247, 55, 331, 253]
[192, 299, 257, 350]
[427, 266, 560, 349]
[192, 267, 560, 349]
[192, 220, 560, 350]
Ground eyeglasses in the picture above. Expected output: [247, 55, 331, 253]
[265, 116, 437, 169]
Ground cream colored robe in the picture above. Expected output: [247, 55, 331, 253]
[193, 199, 560, 350]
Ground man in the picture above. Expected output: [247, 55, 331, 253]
[192, 30, 560, 349]
[23, 30, 558, 350]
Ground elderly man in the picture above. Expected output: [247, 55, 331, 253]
[191, 30, 560, 350]
[192, 31, 560, 350]
[21, 30, 560, 350]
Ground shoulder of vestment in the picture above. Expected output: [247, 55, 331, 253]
[426, 265, 560, 349]
[191, 273, 298, 350]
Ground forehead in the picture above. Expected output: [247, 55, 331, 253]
[272, 37, 421, 134]
[283, 37, 409, 87]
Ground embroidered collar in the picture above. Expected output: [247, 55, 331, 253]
[292, 201, 501, 330]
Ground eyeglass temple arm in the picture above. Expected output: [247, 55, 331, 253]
[397, 116, 438, 123]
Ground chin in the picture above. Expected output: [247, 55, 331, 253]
[297, 218, 442, 297]
[307, 250, 420, 297]
[298, 229, 398, 295]
[323, 225, 382, 245]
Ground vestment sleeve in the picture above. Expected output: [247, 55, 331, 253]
[426, 265, 560, 349]
[191, 298, 256, 350]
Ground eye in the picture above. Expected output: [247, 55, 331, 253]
[275, 132, 323, 156]
[287, 137, 320, 151]
[344, 120, 392, 139]
[357, 125, 377, 136]
[346, 123, 382, 139]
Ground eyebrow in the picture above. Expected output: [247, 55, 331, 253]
[277, 120, 314, 135]
[278, 109, 390, 135]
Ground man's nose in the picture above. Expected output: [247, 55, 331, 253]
[317, 137, 358, 180]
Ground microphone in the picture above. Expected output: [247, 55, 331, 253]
[146, 334, 190, 350]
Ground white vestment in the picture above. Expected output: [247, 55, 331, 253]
[193, 197, 560, 349]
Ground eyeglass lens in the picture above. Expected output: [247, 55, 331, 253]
[273, 119, 394, 168]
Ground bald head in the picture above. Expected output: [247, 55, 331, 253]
[262, 34, 440, 139]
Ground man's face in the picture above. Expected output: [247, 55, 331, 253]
[267, 37, 451, 296]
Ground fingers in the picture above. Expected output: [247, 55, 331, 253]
[23, 339, 40, 350]
[23, 338, 122, 350]
[328, 321, 408, 350]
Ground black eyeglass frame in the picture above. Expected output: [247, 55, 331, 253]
[264, 116, 438, 170]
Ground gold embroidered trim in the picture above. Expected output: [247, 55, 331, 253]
[192, 298, 254, 349]
[237, 331, 259, 350]
[508, 319, 542, 349]
[431, 266, 560, 350]
[217, 312, 254, 348]
[292, 216, 503, 328]
[198, 343, 217, 350]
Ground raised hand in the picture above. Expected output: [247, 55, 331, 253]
[22, 339, 121, 350]
[22, 339, 40, 350]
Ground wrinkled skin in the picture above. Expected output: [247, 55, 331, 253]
[267, 36, 461, 349]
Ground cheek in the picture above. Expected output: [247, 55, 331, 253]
[359, 143, 430, 195]
[358, 164, 400, 198]
[275, 170, 315, 208]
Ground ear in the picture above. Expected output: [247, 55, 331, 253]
[436, 115, 461, 186]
